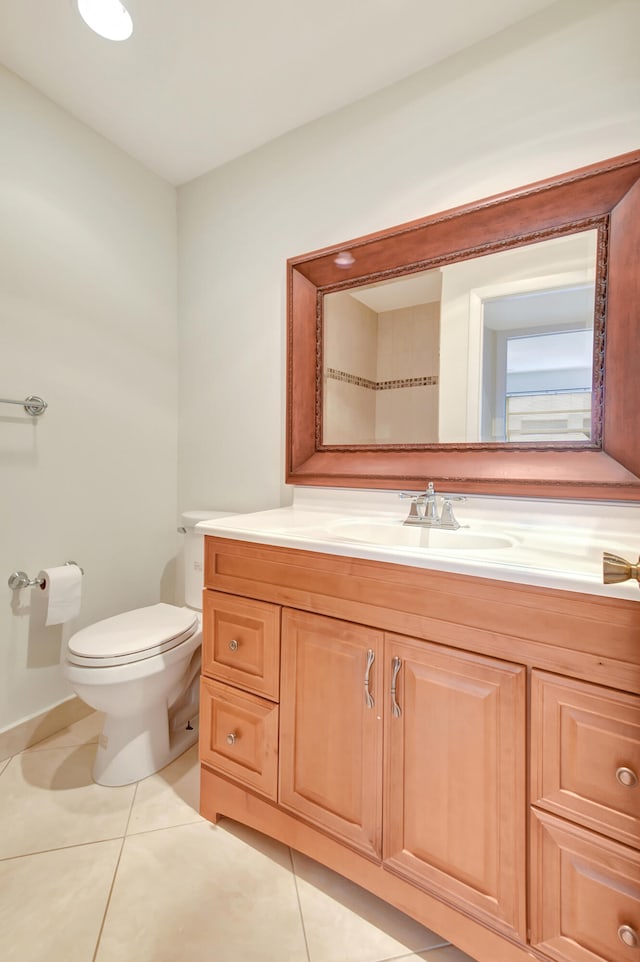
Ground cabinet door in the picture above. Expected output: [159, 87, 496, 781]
[279, 609, 383, 860]
[384, 634, 526, 939]
[530, 809, 640, 962]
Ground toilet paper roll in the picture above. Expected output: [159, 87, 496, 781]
[36, 565, 82, 626]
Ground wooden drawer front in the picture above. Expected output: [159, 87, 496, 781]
[531, 672, 640, 846]
[530, 810, 640, 962]
[202, 590, 280, 700]
[199, 677, 278, 801]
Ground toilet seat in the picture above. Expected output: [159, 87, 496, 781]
[66, 603, 199, 668]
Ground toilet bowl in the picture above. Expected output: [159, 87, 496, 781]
[62, 510, 233, 787]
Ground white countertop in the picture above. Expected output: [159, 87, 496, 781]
[197, 487, 640, 602]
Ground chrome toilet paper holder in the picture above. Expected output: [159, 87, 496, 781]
[7, 561, 84, 591]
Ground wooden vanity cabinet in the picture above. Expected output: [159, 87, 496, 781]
[199, 536, 640, 962]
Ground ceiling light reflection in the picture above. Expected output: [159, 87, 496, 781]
[76, 0, 133, 41]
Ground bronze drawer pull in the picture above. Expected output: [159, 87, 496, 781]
[618, 925, 639, 948]
[616, 766, 638, 788]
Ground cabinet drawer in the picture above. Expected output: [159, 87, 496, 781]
[202, 590, 280, 700]
[530, 810, 640, 962]
[531, 671, 640, 846]
[199, 677, 278, 801]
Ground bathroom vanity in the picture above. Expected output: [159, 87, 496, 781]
[197, 493, 640, 962]
[199, 150, 640, 962]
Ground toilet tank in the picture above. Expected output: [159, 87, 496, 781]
[180, 510, 234, 610]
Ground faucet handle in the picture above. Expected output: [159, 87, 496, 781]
[439, 498, 467, 529]
[399, 483, 437, 500]
[399, 491, 426, 520]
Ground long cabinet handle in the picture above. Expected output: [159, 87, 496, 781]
[391, 656, 402, 717]
[364, 648, 375, 708]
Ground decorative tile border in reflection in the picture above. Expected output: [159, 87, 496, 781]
[377, 375, 438, 390]
[326, 368, 377, 390]
[326, 368, 438, 391]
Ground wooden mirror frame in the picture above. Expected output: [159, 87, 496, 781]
[286, 150, 640, 499]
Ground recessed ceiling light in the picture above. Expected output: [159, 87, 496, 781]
[76, 0, 133, 41]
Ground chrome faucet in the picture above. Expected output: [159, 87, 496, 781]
[399, 482, 466, 529]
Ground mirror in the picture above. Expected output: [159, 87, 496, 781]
[322, 231, 597, 446]
[287, 150, 640, 500]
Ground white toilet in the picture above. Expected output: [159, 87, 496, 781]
[63, 510, 231, 787]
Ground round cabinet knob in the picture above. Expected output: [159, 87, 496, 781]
[226, 733, 236, 746]
[229, 639, 239, 652]
[618, 925, 639, 948]
[616, 767, 638, 788]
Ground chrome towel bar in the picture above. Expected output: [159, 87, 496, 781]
[0, 395, 48, 416]
[8, 562, 84, 591]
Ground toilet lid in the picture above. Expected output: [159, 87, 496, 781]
[66, 604, 199, 667]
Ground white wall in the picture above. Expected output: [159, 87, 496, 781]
[374, 305, 439, 444]
[4, 0, 638, 732]
[0, 68, 179, 731]
[177, 0, 640, 514]
[324, 292, 377, 444]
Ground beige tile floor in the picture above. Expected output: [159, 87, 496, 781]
[0, 712, 478, 962]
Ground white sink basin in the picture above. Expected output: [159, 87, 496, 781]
[326, 519, 516, 551]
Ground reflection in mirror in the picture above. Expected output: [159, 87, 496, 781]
[322, 230, 597, 446]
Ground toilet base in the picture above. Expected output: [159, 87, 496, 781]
[93, 707, 199, 787]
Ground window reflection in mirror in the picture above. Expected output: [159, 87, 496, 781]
[482, 290, 595, 443]
[322, 230, 597, 446]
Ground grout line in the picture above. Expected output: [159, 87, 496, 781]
[377, 945, 453, 962]
[0, 834, 130, 863]
[285, 847, 453, 962]
[90, 780, 140, 962]
[119, 779, 139, 840]
[20, 739, 100, 754]
[125, 814, 205, 839]
[288, 846, 312, 962]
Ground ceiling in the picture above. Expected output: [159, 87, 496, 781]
[0, 0, 558, 185]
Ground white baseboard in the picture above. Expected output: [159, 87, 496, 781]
[0, 696, 92, 761]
